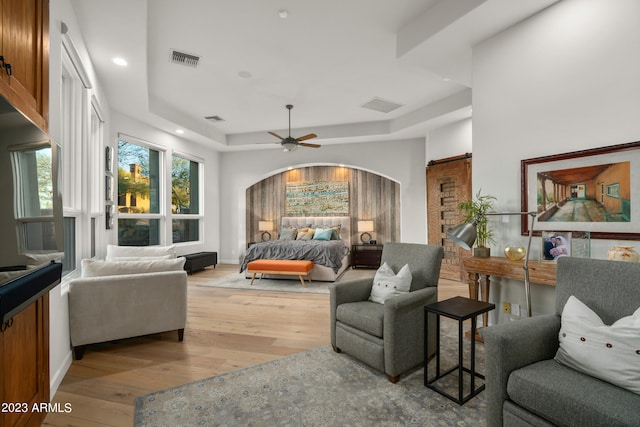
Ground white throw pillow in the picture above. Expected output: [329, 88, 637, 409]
[24, 252, 64, 265]
[368, 262, 412, 304]
[81, 257, 186, 278]
[555, 295, 640, 395]
[109, 255, 173, 261]
[105, 244, 176, 261]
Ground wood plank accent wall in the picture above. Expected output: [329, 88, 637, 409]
[246, 166, 400, 245]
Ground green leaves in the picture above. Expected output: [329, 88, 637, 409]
[457, 189, 497, 247]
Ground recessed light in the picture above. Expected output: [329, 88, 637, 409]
[278, 9, 288, 18]
[176, 129, 185, 134]
[112, 57, 128, 66]
[238, 70, 252, 79]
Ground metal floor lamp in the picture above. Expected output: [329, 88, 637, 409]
[447, 211, 537, 317]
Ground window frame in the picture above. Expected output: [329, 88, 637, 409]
[116, 134, 167, 246]
[60, 38, 97, 276]
[170, 150, 204, 245]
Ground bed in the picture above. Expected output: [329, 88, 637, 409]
[241, 216, 351, 282]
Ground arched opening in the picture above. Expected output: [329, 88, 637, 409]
[245, 165, 400, 246]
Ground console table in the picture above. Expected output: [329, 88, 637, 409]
[462, 256, 556, 329]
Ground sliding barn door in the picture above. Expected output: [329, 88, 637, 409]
[426, 155, 472, 281]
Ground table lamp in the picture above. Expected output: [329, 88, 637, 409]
[357, 220, 374, 243]
[258, 221, 273, 241]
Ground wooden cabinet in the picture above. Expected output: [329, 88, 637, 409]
[0, 294, 50, 427]
[0, 2, 51, 424]
[351, 244, 383, 269]
[0, 0, 49, 131]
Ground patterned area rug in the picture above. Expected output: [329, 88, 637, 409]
[197, 268, 375, 294]
[134, 322, 486, 426]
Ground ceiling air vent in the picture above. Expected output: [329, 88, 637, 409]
[170, 49, 200, 68]
[361, 97, 403, 113]
[204, 115, 224, 122]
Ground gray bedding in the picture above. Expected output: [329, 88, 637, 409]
[240, 240, 349, 273]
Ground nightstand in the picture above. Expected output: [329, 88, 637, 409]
[351, 244, 383, 269]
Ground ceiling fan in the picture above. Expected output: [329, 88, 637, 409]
[268, 104, 320, 151]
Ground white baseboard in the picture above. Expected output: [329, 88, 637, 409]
[50, 349, 73, 398]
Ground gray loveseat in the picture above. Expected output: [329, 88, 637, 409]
[484, 257, 640, 427]
[69, 246, 188, 359]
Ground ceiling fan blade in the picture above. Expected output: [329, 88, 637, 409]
[296, 133, 317, 142]
[268, 131, 285, 140]
[300, 142, 321, 148]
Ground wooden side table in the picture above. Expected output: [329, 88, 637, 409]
[462, 256, 556, 330]
[351, 244, 383, 269]
[424, 296, 495, 405]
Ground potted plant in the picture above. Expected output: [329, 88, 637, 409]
[457, 190, 497, 258]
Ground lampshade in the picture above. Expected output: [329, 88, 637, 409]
[258, 221, 273, 232]
[447, 222, 477, 250]
[357, 220, 374, 233]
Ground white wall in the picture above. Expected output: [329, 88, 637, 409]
[472, 0, 640, 323]
[426, 118, 472, 163]
[218, 138, 427, 264]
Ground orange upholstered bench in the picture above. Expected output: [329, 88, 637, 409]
[246, 260, 314, 287]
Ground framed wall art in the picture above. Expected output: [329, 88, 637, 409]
[521, 141, 640, 239]
[285, 180, 349, 215]
[105, 146, 113, 172]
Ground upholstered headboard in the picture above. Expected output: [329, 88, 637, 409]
[281, 216, 351, 246]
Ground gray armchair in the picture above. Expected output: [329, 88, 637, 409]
[329, 243, 443, 383]
[484, 257, 640, 427]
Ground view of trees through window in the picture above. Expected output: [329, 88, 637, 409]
[117, 140, 160, 245]
[171, 154, 199, 243]
[117, 140, 159, 214]
[171, 155, 196, 213]
[116, 140, 201, 246]
[13, 145, 57, 251]
[35, 148, 53, 212]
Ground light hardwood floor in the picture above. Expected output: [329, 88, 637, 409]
[43, 264, 468, 426]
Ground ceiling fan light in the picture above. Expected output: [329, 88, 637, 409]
[283, 141, 298, 151]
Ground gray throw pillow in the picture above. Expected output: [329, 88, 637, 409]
[279, 227, 297, 240]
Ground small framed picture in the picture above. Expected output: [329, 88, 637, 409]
[105, 146, 113, 172]
[541, 231, 572, 261]
[105, 204, 113, 230]
[105, 175, 113, 202]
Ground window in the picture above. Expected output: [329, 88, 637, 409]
[171, 154, 200, 243]
[60, 36, 101, 274]
[62, 217, 76, 274]
[117, 138, 162, 245]
[10, 144, 57, 251]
